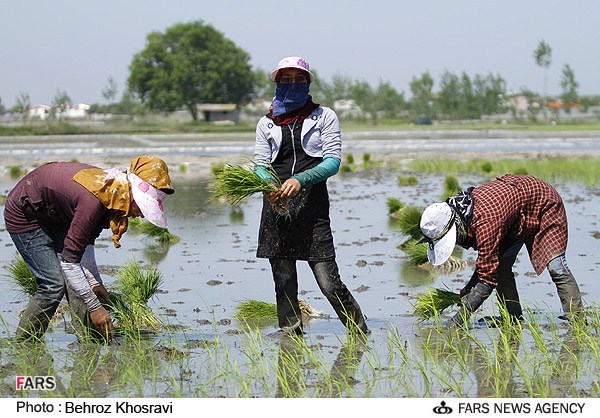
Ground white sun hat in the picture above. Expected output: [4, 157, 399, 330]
[269, 56, 315, 82]
[128, 171, 168, 228]
[419, 202, 457, 266]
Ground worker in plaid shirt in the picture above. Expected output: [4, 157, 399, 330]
[420, 174, 584, 327]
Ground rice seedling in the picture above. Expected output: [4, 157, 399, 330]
[234, 300, 278, 321]
[396, 175, 418, 186]
[9, 166, 23, 178]
[211, 161, 281, 205]
[386, 197, 404, 214]
[128, 219, 180, 244]
[441, 175, 461, 200]
[393, 205, 423, 241]
[3, 252, 37, 295]
[234, 299, 325, 328]
[402, 239, 430, 265]
[413, 287, 462, 321]
[111, 260, 163, 331]
[409, 156, 600, 185]
[211, 161, 290, 216]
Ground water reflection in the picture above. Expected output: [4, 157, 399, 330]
[274, 333, 366, 398]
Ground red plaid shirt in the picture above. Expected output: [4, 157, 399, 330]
[467, 174, 568, 286]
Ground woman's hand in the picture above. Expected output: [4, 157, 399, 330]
[278, 178, 301, 199]
[90, 306, 114, 342]
[92, 283, 111, 306]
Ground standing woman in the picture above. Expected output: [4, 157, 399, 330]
[3, 156, 174, 342]
[254, 56, 367, 335]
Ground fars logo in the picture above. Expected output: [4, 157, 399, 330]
[15, 376, 56, 391]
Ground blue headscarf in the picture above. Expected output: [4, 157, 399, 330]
[271, 83, 310, 116]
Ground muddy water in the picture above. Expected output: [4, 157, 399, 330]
[1, 164, 599, 397]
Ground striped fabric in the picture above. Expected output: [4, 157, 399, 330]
[467, 174, 568, 286]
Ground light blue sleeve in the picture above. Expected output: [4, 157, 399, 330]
[291, 156, 340, 186]
[253, 164, 277, 182]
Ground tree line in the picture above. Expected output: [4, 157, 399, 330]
[3, 21, 599, 123]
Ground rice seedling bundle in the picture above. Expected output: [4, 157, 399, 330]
[211, 162, 281, 205]
[395, 205, 424, 241]
[3, 252, 37, 296]
[112, 261, 163, 330]
[386, 197, 404, 215]
[234, 300, 278, 320]
[139, 221, 180, 244]
[234, 299, 325, 321]
[413, 287, 462, 320]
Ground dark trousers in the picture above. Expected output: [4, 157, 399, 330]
[475, 241, 583, 319]
[10, 228, 93, 341]
[269, 259, 367, 333]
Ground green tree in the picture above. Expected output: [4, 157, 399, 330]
[409, 71, 435, 120]
[0, 97, 5, 114]
[350, 80, 376, 121]
[51, 89, 72, 119]
[12, 91, 31, 117]
[373, 81, 404, 119]
[437, 70, 461, 119]
[533, 40, 552, 117]
[313, 73, 353, 107]
[102, 77, 118, 103]
[252, 68, 273, 101]
[128, 20, 254, 121]
[559, 64, 578, 114]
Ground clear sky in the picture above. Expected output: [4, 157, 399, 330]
[1, 0, 599, 107]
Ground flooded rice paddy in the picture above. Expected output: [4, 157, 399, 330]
[0, 136, 599, 398]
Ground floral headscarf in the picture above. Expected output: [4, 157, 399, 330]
[73, 156, 174, 248]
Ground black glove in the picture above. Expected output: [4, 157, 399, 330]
[448, 281, 494, 328]
[460, 270, 480, 296]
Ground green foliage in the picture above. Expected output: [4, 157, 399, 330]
[51, 89, 72, 119]
[127, 218, 180, 244]
[346, 154, 355, 165]
[211, 162, 281, 205]
[409, 71, 435, 120]
[3, 253, 37, 296]
[386, 197, 404, 214]
[9, 166, 23, 178]
[409, 157, 600, 186]
[114, 261, 163, 305]
[481, 161, 493, 173]
[403, 239, 429, 265]
[560, 64, 579, 114]
[395, 205, 424, 241]
[442, 175, 461, 200]
[396, 175, 418, 186]
[112, 261, 163, 330]
[128, 20, 254, 120]
[12, 91, 30, 115]
[234, 300, 278, 320]
[413, 287, 462, 320]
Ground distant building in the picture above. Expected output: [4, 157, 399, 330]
[28, 104, 52, 120]
[63, 103, 91, 118]
[196, 104, 239, 123]
[27, 103, 91, 120]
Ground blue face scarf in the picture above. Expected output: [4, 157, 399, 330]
[272, 83, 310, 116]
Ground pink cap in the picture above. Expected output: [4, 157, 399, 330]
[269, 56, 314, 82]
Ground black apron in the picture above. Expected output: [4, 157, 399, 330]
[256, 119, 336, 261]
